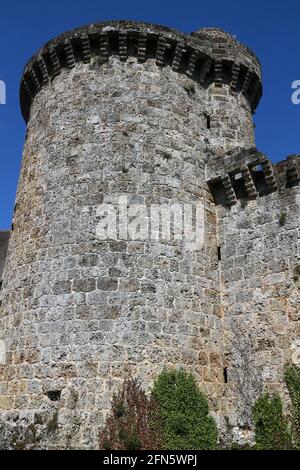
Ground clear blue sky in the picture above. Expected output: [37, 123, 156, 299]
[0, 0, 299, 228]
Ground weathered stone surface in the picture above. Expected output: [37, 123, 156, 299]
[0, 232, 10, 280]
[0, 20, 299, 450]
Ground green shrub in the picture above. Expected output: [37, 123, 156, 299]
[285, 365, 300, 447]
[152, 368, 217, 450]
[46, 411, 58, 434]
[279, 212, 287, 226]
[231, 442, 254, 450]
[253, 393, 292, 450]
[123, 428, 141, 450]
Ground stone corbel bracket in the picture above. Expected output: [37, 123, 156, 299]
[20, 21, 262, 123]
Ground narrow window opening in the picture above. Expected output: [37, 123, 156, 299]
[223, 367, 228, 384]
[46, 390, 61, 402]
[206, 114, 211, 129]
[217, 246, 221, 261]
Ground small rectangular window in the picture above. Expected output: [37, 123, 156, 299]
[206, 114, 211, 129]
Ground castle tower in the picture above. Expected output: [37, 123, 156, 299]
[0, 21, 266, 448]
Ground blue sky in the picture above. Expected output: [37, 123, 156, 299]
[0, 0, 299, 228]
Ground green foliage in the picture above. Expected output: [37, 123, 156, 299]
[46, 411, 59, 434]
[285, 365, 300, 447]
[122, 428, 141, 450]
[183, 82, 196, 97]
[253, 393, 292, 450]
[231, 442, 255, 450]
[115, 402, 126, 418]
[293, 266, 300, 282]
[152, 368, 217, 450]
[279, 212, 287, 226]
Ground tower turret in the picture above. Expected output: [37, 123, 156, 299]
[0, 21, 263, 448]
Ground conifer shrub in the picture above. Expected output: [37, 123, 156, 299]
[152, 368, 217, 450]
[253, 393, 292, 450]
[284, 364, 300, 448]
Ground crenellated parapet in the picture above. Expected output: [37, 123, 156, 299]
[274, 155, 300, 189]
[20, 20, 262, 122]
[207, 148, 300, 206]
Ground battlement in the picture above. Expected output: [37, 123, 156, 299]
[207, 149, 300, 206]
[20, 20, 262, 122]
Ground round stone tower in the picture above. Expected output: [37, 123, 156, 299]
[0, 21, 262, 448]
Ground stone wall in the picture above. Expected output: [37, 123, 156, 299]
[0, 20, 298, 450]
[0, 232, 10, 280]
[207, 151, 300, 444]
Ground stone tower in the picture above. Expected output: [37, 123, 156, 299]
[0, 21, 299, 449]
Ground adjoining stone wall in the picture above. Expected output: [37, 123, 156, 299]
[208, 153, 300, 445]
[0, 232, 10, 280]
